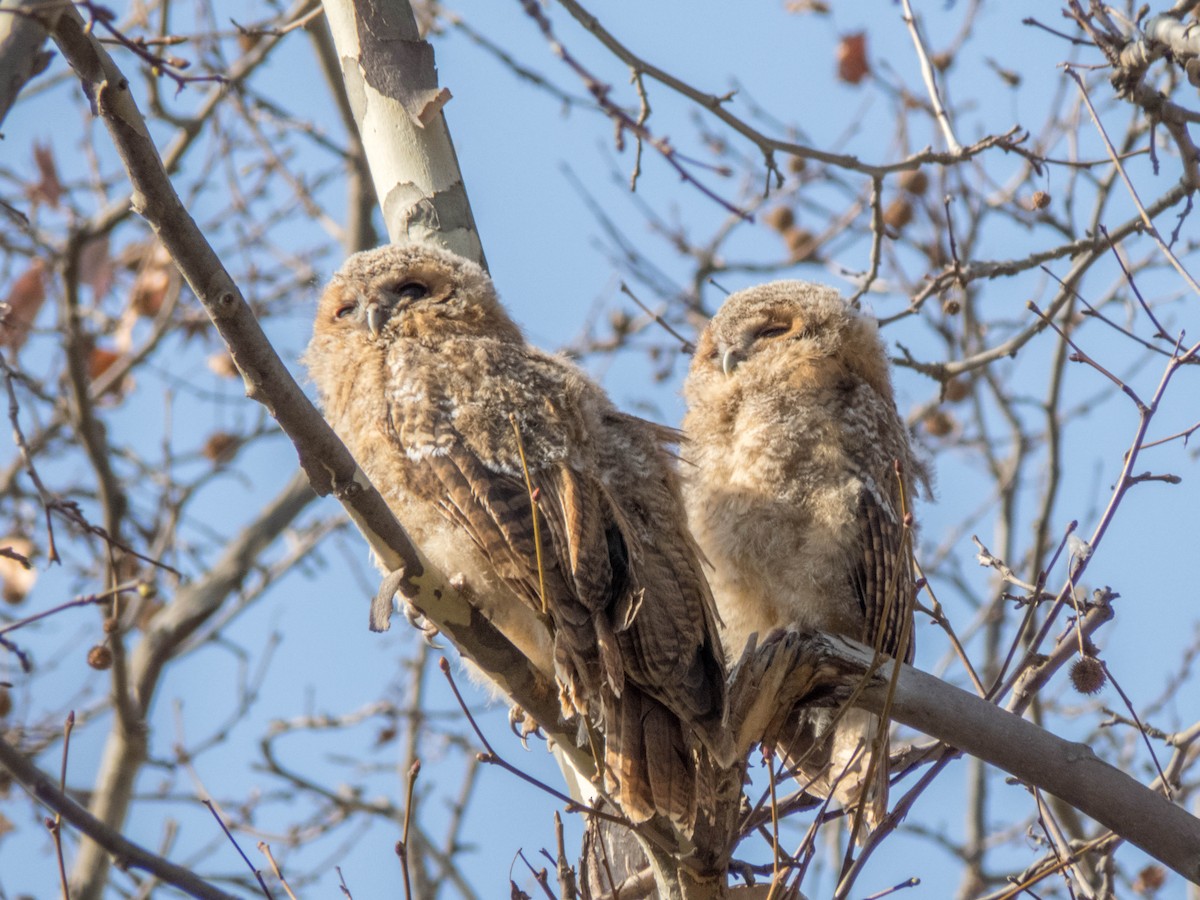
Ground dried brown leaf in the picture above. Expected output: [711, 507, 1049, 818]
[131, 243, 174, 317]
[764, 206, 795, 233]
[88, 347, 121, 381]
[783, 227, 817, 263]
[1, 261, 48, 352]
[1028, 190, 1051, 211]
[898, 169, 929, 196]
[78, 236, 114, 300]
[837, 32, 869, 85]
[943, 378, 970, 403]
[87, 644, 113, 670]
[1133, 864, 1166, 893]
[30, 142, 62, 207]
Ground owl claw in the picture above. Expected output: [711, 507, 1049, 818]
[411, 608, 443, 648]
[508, 704, 542, 747]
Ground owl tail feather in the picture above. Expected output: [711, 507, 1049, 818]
[602, 685, 700, 837]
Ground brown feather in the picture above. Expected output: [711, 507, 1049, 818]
[305, 243, 728, 834]
[682, 279, 929, 840]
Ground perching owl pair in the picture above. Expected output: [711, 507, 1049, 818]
[305, 242, 922, 834]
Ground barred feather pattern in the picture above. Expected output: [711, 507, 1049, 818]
[681, 280, 928, 837]
[304, 243, 728, 833]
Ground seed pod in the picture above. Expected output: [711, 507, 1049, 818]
[1069, 656, 1106, 695]
[884, 198, 914, 231]
[898, 169, 929, 196]
[943, 378, 969, 403]
[783, 227, 816, 263]
[764, 206, 796, 233]
[87, 645, 114, 670]
[922, 410, 955, 437]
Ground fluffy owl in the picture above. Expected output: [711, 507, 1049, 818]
[681, 281, 925, 833]
[304, 242, 727, 832]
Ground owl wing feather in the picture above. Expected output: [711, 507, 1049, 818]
[390, 369, 723, 830]
[851, 488, 915, 664]
[403, 409, 714, 828]
[399, 416, 625, 706]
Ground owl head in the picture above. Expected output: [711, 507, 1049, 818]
[310, 242, 523, 350]
[685, 280, 894, 404]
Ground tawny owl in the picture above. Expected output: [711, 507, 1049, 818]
[304, 242, 727, 832]
[681, 281, 925, 833]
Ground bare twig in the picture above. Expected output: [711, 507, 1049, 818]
[202, 800, 273, 898]
[1067, 67, 1200, 296]
[0, 736, 237, 900]
[899, 0, 962, 153]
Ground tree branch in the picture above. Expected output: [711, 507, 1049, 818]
[0, 735, 238, 900]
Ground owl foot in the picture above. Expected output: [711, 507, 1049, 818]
[370, 569, 441, 646]
[509, 704, 543, 747]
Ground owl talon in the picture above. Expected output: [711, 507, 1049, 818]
[398, 592, 442, 647]
[508, 704, 542, 747]
[412, 610, 443, 648]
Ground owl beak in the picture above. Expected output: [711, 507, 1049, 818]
[365, 300, 386, 338]
[721, 347, 742, 377]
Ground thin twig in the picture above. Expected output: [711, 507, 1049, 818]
[509, 415, 548, 614]
[517, 0, 749, 218]
[203, 800, 273, 898]
[256, 844, 298, 900]
[51, 711, 75, 900]
[518, 849, 557, 899]
[1099, 225, 1170, 339]
[437, 659, 626, 825]
[398, 759, 420, 900]
[900, 0, 962, 152]
[0, 356, 59, 562]
[0, 734, 237, 900]
[1101, 662, 1172, 801]
[1026, 301, 1145, 409]
[619, 282, 694, 352]
[1067, 67, 1200, 296]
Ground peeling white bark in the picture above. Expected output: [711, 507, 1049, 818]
[321, 0, 486, 266]
[0, 0, 64, 128]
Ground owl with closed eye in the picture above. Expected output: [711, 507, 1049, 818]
[303, 242, 729, 835]
[681, 280, 927, 835]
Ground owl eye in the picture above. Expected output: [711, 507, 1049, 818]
[335, 303, 357, 319]
[755, 324, 790, 340]
[392, 281, 429, 302]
